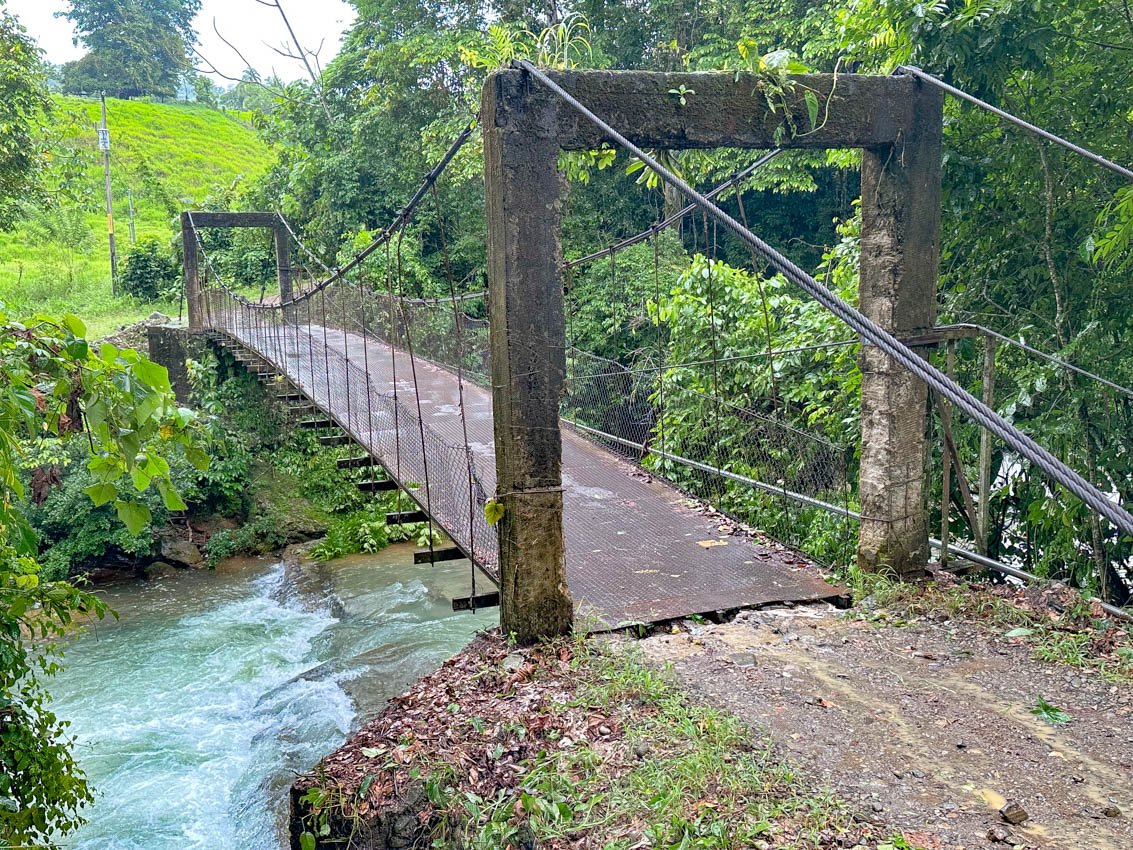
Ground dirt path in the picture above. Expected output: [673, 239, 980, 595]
[638, 604, 1132, 850]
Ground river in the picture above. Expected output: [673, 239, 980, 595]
[48, 544, 495, 849]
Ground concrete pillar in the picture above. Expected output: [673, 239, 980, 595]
[181, 212, 202, 330]
[274, 223, 294, 302]
[857, 81, 943, 576]
[147, 324, 211, 402]
[482, 72, 573, 642]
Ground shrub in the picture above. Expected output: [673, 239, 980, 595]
[120, 238, 180, 300]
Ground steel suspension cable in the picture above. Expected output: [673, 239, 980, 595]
[896, 66, 1133, 182]
[515, 59, 1133, 538]
[432, 181, 479, 605]
[564, 150, 782, 269]
[283, 120, 479, 307]
[394, 221, 437, 564]
[955, 323, 1133, 401]
[276, 211, 335, 277]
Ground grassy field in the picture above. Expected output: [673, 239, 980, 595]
[0, 96, 273, 337]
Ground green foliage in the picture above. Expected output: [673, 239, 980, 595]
[29, 442, 163, 580]
[23, 204, 95, 285]
[839, 0, 1133, 597]
[202, 512, 290, 568]
[192, 75, 218, 108]
[0, 12, 51, 231]
[632, 223, 862, 564]
[0, 95, 271, 335]
[0, 306, 205, 846]
[217, 69, 285, 115]
[424, 639, 911, 849]
[60, 0, 202, 99]
[1031, 696, 1072, 726]
[119, 238, 180, 300]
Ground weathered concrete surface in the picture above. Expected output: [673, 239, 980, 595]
[147, 324, 211, 402]
[482, 71, 574, 642]
[857, 80, 943, 576]
[180, 212, 202, 330]
[486, 69, 923, 151]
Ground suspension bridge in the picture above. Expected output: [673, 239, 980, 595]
[166, 66, 1133, 640]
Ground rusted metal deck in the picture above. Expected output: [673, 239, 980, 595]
[214, 320, 840, 628]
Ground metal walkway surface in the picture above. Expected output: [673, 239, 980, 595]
[212, 316, 840, 628]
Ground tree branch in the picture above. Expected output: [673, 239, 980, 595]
[253, 0, 334, 122]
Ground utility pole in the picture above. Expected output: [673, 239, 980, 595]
[99, 94, 118, 293]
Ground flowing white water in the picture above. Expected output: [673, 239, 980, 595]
[49, 546, 494, 849]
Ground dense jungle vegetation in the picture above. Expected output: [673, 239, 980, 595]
[1, 0, 1132, 842]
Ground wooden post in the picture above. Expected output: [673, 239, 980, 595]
[978, 334, 997, 554]
[856, 79, 943, 577]
[181, 212, 202, 330]
[274, 222, 294, 303]
[482, 72, 573, 642]
[940, 342, 954, 565]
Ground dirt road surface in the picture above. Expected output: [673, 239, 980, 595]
[639, 604, 1132, 850]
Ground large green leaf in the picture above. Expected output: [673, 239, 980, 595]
[114, 500, 152, 535]
[84, 482, 117, 507]
[61, 314, 86, 339]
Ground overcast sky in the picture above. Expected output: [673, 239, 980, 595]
[5, 0, 357, 84]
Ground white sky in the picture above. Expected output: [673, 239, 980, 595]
[4, 0, 357, 84]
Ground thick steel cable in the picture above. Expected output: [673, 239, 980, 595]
[276, 211, 335, 276]
[564, 150, 783, 269]
[515, 59, 1133, 538]
[200, 121, 478, 312]
[281, 120, 478, 307]
[568, 339, 858, 379]
[896, 67, 1133, 182]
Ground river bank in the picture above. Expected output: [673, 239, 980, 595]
[48, 543, 494, 850]
[291, 579, 1133, 850]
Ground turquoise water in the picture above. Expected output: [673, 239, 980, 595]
[49, 546, 494, 849]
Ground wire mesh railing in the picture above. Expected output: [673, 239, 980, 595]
[203, 285, 500, 574]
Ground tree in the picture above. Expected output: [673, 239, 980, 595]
[217, 69, 285, 115]
[60, 0, 202, 99]
[0, 307, 206, 845]
[192, 73, 218, 107]
[0, 11, 51, 231]
[839, 0, 1133, 598]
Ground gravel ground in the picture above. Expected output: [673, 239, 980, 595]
[639, 603, 1132, 850]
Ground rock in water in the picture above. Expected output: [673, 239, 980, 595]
[160, 536, 203, 567]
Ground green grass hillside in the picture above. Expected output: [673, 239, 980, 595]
[0, 96, 272, 335]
